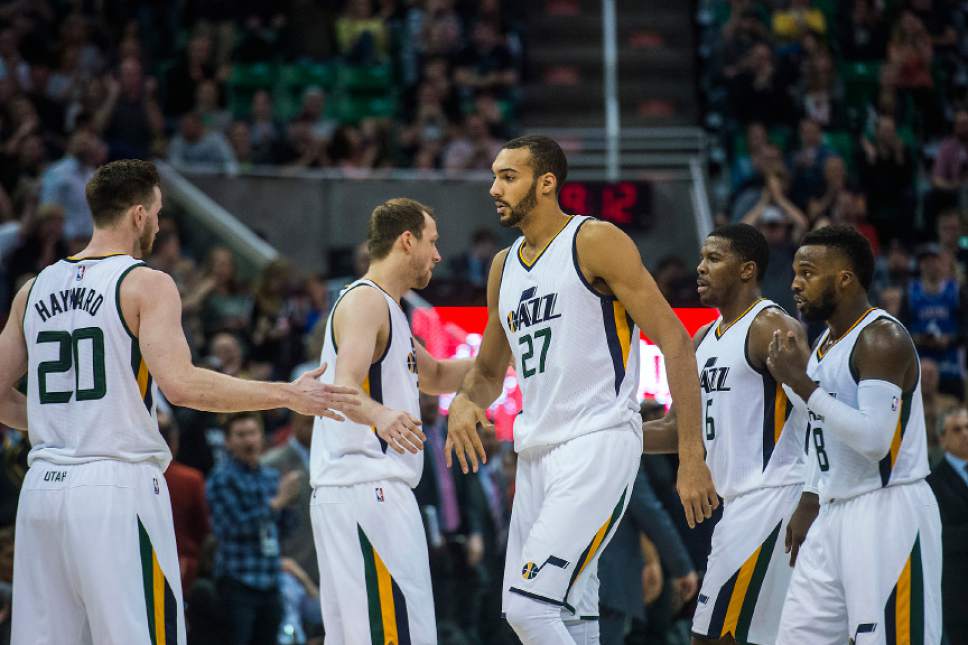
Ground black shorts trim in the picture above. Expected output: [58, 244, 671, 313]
[507, 587, 576, 614]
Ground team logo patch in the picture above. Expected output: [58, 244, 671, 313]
[375, 487, 384, 502]
[697, 593, 709, 605]
[891, 396, 899, 412]
[76, 266, 85, 281]
[520, 555, 570, 580]
[153, 477, 160, 495]
[849, 622, 877, 643]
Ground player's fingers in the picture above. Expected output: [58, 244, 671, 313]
[708, 491, 720, 511]
[476, 408, 494, 431]
[399, 432, 422, 454]
[389, 434, 407, 454]
[682, 501, 696, 529]
[324, 384, 360, 397]
[305, 363, 328, 379]
[319, 409, 344, 422]
[464, 440, 480, 473]
[444, 434, 454, 468]
[691, 497, 707, 524]
[450, 432, 470, 473]
[469, 428, 487, 466]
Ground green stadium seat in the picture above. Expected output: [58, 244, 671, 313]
[336, 64, 393, 92]
[228, 63, 276, 89]
[333, 93, 397, 123]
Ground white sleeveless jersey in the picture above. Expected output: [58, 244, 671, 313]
[806, 308, 929, 503]
[695, 299, 806, 499]
[310, 280, 422, 488]
[23, 254, 168, 468]
[498, 215, 641, 453]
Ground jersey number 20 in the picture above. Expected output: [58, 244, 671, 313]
[36, 327, 107, 404]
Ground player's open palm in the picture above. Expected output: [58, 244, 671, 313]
[445, 394, 490, 474]
[375, 407, 425, 454]
[288, 363, 360, 419]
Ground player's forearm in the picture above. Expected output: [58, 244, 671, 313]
[456, 363, 504, 409]
[643, 413, 678, 454]
[421, 358, 474, 395]
[663, 342, 703, 459]
[806, 380, 901, 462]
[0, 388, 26, 431]
[161, 366, 294, 413]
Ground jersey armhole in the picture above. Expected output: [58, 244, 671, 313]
[21, 277, 37, 329]
[571, 216, 609, 299]
[115, 262, 147, 340]
[329, 283, 392, 365]
[848, 315, 920, 391]
[743, 304, 783, 375]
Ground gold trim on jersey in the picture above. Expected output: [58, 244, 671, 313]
[517, 216, 574, 268]
[815, 307, 876, 360]
[714, 298, 764, 339]
[612, 301, 633, 368]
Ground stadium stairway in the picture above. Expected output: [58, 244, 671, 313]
[521, 0, 698, 129]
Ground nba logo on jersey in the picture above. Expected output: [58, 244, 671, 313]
[891, 396, 899, 412]
[75, 266, 85, 281]
[375, 487, 384, 502]
[152, 477, 159, 495]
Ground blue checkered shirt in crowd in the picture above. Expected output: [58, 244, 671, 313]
[206, 456, 292, 590]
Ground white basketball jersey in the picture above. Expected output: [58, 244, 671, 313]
[806, 308, 929, 503]
[695, 299, 806, 499]
[498, 215, 641, 454]
[23, 254, 168, 468]
[310, 280, 422, 488]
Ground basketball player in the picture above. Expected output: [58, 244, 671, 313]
[446, 136, 718, 643]
[0, 159, 358, 645]
[767, 225, 942, 644]
[643, 223, 814, 645]
[309, 198, 473, 644]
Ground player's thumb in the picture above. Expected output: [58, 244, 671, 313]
[305, 362, 328, 380]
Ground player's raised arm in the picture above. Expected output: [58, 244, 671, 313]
[0, 280, 32, 430]
[328, 285, 425, 454]
[576, 220, 718, 527]
[768, 318, 918, 462]
[127, 266, 358, 418]
[446, 248, 512, 474]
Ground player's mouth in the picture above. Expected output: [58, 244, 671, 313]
[696, 279, 710, 294]
[495, 201, 509, 214]
[793, 295, 806, 308]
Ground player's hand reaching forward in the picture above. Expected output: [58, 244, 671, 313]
[676, 456, 719, 528]
[375, 408, 425, 454]
[445, 393, 490, 474]
[287, 363, 360, 419]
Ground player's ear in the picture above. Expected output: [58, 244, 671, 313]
[399, 230, 415, 253]
[541, 172, 556, 196]
[740, 260, 756, 283]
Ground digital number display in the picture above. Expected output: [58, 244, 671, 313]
[559, 181, 653, 229]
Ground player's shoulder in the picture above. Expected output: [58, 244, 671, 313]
[337, 281, 389, 312]
[693, 321, 714, 349]
[574, 217, 625, 246]
[751, 304, 803, 338]
[120, 265, 178, 301]
[856, 316, 915, 356]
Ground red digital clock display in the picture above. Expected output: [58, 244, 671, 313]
[559, 181, 652, 229]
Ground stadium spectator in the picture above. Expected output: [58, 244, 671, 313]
[442, 112, 501, 171]
[0, 133, 44, 207]
[335, 0, 390, 64]
[194, 78, 231, 134]
[727, 43, 795, 125]
[936, 210, 967, 284]
[771, 0, 826, 43]
[164, 31, 220, 117]
[931, 109, 968, 197]
[96, 57, 164, 160]
[207, 412, 298, 645]
[247, 90, 282, 163]
[449, 227, 498, 291]
[227, 121, 254, 170]
[836, 0, 888, 61]
[908, 244, 964, 399]
[39, 129, 101, 243]
[927, 407, 968, 645]
[454, 20, 518, 100]
[806, 155, 849, 226]
[4, 203, 65, 296]
[886, 10, 939, 131]
[800, 46, 844, 129]
[788, 117, 834, 207]
[922, 358, 960, 466]
[160, 411, 211, 593]
[857, 114, 914, 242]
[873, 239, 914, 295]
[168, 112, 236, 170]
[249, 260, 304, 380]
[743, 194, 804, 314]
[293, 87, 337, 145]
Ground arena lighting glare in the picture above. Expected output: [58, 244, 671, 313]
[412, 306, 717, 441]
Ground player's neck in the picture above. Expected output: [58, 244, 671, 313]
[519, 206, 570, 253]
[363, 264, 408, 303]
[718, 289, 762, 326]
[73, 230, 139, 259]
[826, 295, 873, 339]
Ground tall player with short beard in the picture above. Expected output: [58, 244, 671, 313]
[0, 160, 358, 645]
[767, 226, 942, 645]
[447, 136, 718, 643]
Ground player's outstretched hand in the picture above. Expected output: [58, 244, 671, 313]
[766, 330, 810, 387]
[288, 362, 360, 420]
[785, 492, 819, 567]
[375, 408, 425, 454]
[445, 393, 491, 474]
[676, 457, 719, 528]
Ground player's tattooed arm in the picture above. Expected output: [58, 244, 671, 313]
[576, 221, 718, 527]
[447, 249, 510, 473]
[642, 322, 713, 454]
[0, 279, 31, 430]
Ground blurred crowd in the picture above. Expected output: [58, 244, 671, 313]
[693, 0, 966, 399]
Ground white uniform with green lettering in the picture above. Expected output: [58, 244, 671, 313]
[13, 254, 184, 645]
